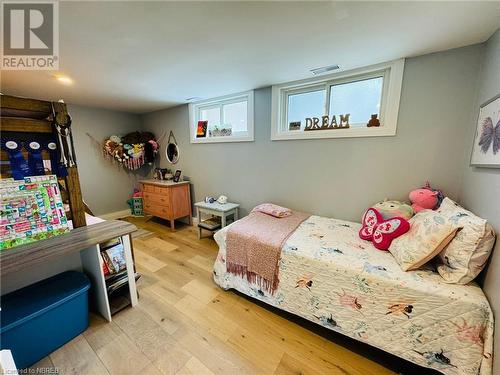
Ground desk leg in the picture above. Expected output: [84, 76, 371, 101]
[234, 208, 239, 221]
[122, 234, 138, 307]
[221, 212, 227, 228]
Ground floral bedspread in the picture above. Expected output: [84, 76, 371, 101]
[213, 215, 494, 375]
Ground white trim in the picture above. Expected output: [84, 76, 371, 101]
[271, 59, 405, 141]
[189, 90, 254, 143]
[99, 209, 130, 220]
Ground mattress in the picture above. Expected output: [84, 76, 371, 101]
[213, 215, 494, 375]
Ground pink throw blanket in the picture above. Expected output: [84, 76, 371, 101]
[226, 210, 310, 294]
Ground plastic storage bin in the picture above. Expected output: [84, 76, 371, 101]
[0, 271, 91, 369]
[131, 197, 144, 216]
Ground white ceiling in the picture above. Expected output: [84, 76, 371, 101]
[1, 1, 499, 114]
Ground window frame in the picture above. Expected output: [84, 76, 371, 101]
[271, 59, 405, 141]
[189, 90, 254, 143]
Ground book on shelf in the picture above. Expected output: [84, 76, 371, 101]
[100, 237, 122, 251]
[198, 217, 222, 231]
[107, 272, 141, 295]
[102, 259, 110, 276]
[100, 242, 127, 275]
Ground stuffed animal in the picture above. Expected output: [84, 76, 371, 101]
[113, 144, 128, 162]
[359, 207, 410, 250]
[102, 132, 159, 170]
[409, 189, 438, 213]
[409, 182, 445, 213]
[104, 139, 119, 157]
[109, 135, 121, 144]
[372, 200, 414, 220]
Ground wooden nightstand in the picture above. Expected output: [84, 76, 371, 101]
[195, 201, 239, 239]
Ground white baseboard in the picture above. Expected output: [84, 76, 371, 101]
[99, 209, 131, 220]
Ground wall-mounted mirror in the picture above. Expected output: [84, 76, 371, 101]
[165, 131, 180, 164]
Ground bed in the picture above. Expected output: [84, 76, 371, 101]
[213, 215, 494, 375]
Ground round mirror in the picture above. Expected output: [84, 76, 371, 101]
[166, 142, 179, 164]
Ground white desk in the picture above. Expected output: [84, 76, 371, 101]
[194, 201, 239, 239]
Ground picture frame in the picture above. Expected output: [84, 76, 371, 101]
[173, 169, 182, 183]
[196, 121, 208, 138]
[470, 93, 500, 168]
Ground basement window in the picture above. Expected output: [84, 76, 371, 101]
[189, 91, 254, 143]
[271, 59, 405, 140]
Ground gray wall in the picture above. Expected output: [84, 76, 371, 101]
[69, 105, 142, 216]
[458, 29, 500, 370]
[142, 45, 481, 221]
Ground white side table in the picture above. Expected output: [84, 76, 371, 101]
[194, 201, 239, 239]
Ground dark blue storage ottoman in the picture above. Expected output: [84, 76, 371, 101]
[0, 271, 91, 369]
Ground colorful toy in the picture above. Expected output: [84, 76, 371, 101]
[359, 207, 410, 250]
[372, 200, 414, 220]
[409, 182, 444, 213]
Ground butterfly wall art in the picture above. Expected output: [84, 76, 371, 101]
[470, 94, 500, 167]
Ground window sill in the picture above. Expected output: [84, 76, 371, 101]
[271, 126, 396, 141]
[190, 135, 254, 144]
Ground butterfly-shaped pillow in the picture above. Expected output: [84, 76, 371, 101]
[359, 208, 410, 250]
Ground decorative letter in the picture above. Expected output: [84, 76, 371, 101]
[321, 115, 329, 129]
[313, 117, 320, 129]
[340, 113, 350, 128]
[330, 115, 338, 128]
[305, 118, 312, 131]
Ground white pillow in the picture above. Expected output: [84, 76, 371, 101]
[389, 210, 459, 271]
[436, 197, 496, 284]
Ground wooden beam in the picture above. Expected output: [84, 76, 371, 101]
[66, 167, 86, 228]
[0, 94, 52, 116]
[1, 117, 53, 133]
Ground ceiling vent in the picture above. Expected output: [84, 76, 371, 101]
[310, 64, 340, 75]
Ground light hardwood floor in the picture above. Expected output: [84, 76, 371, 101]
[28, 217, 432, 375]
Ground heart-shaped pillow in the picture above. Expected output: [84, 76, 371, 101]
[359, 208, 410, 250]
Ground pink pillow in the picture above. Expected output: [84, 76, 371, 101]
[359, 208, 410, 250]
[252, 203, 292, 218]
